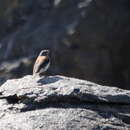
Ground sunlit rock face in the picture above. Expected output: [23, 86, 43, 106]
[0, 75, 130, 129]
[0, 0, 130, 89]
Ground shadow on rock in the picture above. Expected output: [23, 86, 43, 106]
[20, 100, 130, 125]
[37, 76, 63, 85]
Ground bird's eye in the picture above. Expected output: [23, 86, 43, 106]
[43, 52, 48, 56]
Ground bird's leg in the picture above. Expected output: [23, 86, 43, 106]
[33, 73, 40, 79]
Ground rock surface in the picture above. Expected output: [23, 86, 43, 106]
[0, 75, 130, 130]
[0, 0, 130, 89]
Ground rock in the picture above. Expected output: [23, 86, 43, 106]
[0, 56, 34, 81]
[0, 75, 130, 130]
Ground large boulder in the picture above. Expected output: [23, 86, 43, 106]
[0, 0, 130, 89]
[0, 75, 130, 130]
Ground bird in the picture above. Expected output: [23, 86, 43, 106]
[33, 49, 50, 77]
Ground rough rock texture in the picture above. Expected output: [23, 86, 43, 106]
[0, 75, 130, 130]
[0, 0, 130, 89]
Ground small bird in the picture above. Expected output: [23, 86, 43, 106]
[33, 49, 50, 76]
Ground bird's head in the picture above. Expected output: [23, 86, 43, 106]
[39, 49, 50, 56]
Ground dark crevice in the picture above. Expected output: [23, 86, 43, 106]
[0, 94, 20, 104]
[117, 114, 130, 124]
[19, 95, 130, 112]
[0, 94, 130, 106]
[20, 101, 130, 112]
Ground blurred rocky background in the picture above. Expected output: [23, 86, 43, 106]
[0, 0, 130, 89]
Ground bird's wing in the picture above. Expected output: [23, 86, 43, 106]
[33, 56, 49, 75]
